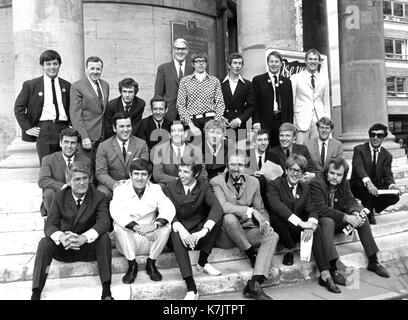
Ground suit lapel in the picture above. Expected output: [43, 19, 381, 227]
[112, 137, 126, 166]
[222, 81, 233, 101]
[170, 62, 179, 84]
[85, 78, 101, 108]
[230, 80, 245, 105]
[127, 136, 138, 166]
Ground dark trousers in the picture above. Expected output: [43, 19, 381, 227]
[36, 121, 68, 165]
[79, 140, 101, 186]
[266, 116, 282, 149]
[269, 214, 330, 272]
[169, 219, 222, 279]
[32, 233, 112, 291]
[350, 179, 399, 214]
[319, 217, 379, 262]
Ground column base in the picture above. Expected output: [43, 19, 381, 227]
[0, 138, 39, 169]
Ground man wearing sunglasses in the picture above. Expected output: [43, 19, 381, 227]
[350, 123, 404, 224]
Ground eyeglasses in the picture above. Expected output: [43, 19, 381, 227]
[288, 168, 303, 175]
[369, 132, 385, 139]
[174, 47, 187, 51]
[194, 59, 207, 64]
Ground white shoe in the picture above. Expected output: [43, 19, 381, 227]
[184, 291, 199, 300]
[197, 263, 222, 276]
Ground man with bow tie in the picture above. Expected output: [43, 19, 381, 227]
[350, 123, 404, 224]
[210, 152, 279, 300]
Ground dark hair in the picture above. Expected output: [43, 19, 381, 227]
[118, 78, 138, 94]
[178, 161, 203, 177]
[86, 56, 103, 68]
[112, 111, 131, 128]
[316, 117, 334, 130]
[267, 51, 282, 63]
[368, 123, 388, 137]
[59, 127, 80, 143]
[65, 161, 90, 182]
[285, 154, 308, 172]
[305, 49, 321, 61]
[256, 129, 270, 140]
[39, 50, 61, 66]
[324, 157, 349, 178]
[228, 52, 244, 66]
[129, 158, 153, 175]
[150, 96, 167, 109]
[191, 52, 209, 64]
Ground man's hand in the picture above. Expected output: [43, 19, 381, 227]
[366, 181, 378, 197]
[253, 171, 264, 178]
[136, 223, 157, 237]
[301, 229, 314, 242]
[191, 228, 208, 246]
[82, 138, 92, 150]
[26, 127, 40, 137]
[300, 172, 315, 183]
[345, 214, 364, 228]
[229, 118, 241, 129]
[59, 232, 74, 248]
[252, 123, 261, 131]
[178, 227, 195, 249]
[390, 184, 406, 195]
[61, 232, 87, 250]
[298, 220, 316, 232]
[188, 123, 201, 136]
[252, 209, 272, 237]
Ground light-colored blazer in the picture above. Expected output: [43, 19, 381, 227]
[110, 180, 176, 228]
[291, 70, 330, 131]
[70, 78, 109, 142]
[95, 135, 149, 191]
[306, 138, 343, 173]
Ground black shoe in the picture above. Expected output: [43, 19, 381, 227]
[367, 262, 390, 278]
[331, 270, 347, 286]
[248, 254, 256, 268]
[368, 214, 377, 225]
[146, 258, 162, 281]
[31, 290, 41, 300]
[243, 280, 273, 300]
[319, 276, 341, 293]
[101, 295, 115, 300]
[122, 260, 138, 284]
[282, 252, 294, 266]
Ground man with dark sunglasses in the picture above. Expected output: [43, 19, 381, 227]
[350, 123, 404, 224]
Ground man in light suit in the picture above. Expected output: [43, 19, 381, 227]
[105, 78, 145, 139]
[210, 152, 279, 300]
[96, 112, 149, 199]
[14, 50, 70, 164]
[306, 117, 343, 176]
[31, 162, 113, 300]
[154, 38, 193, 122]
[70, 56, 109, 158]
[291, 49, 330, 145]
[252, 50, 293, 148]
[38, 128, 92, 217]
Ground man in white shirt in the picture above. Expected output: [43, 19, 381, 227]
[110, 158, 176, 284]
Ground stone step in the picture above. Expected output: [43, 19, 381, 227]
[0, 230, 407, 300]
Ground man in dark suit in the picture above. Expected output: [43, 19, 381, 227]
[38, 128, 92, 217]
[221, 52, 256, 139]
[350, 123, 404, 224]
[306, 117, 343, 176]
[154, 38, 193, 122]
[252, 51, 293, 148]
[96, 112, 149, 199]
[104, 78, 145, 139]
[14, 50, 70, 164]
[137, 97, 171, 151]
[265, 154, 341, 293]
[31, 162, 113, 300]
[164, 162, 223, 300]
[210, 152, 279, 300]
[310, 157, 390, 283]
[269, 122, 316, 182]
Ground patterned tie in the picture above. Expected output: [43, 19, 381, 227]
[311, 75, 315, 90]
[51, 78, 59, 121]
[122, 142, 127, 161]
[95, 81, 103, 107]
[76, 199, 82, 210]
[320, 142, 326, 167]
[67, 157, 72, 169]
[258, 155, 263, 170]
[178, 62, 184, 81]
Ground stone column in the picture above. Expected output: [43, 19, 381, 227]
[0, 0, 84, 168]
[337, 0, 404, 162]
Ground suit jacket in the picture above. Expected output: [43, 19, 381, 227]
[45, 185, 111, 237]
[14, 76, 71, 142]
[210, 172, 269, 228]
[306, 138, 343, 174]
[152, 141, 208, 184]
[95, 135, 149, 191]
[245, 148, 274, 175]
[38, 151, 92, 192]
[136, 115, 171, 151]
[309, 175, 363, 226]
[154, 61, 194, 122]
[269, 143, 315, 173]
[70, 78, 109, 142]
[291, 70, 330, 131]
[104, 96, 146, 139]
[203, 139, 229, 180]
[164, 179, 223, 231]
[252, 73, 293, 129]
[221, 78, 256, 129]
[265, 176, 317, 222]
[350, 142, 395, 188]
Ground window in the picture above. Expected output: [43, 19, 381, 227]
[394, 2, 404, 16]
[383, 1, 408, 21]
[384, 1, 392, 15]
[387, 76, 408, 97]
[385, 38, 406, 59]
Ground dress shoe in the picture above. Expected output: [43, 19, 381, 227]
[368, 214, 377, 225]
[331, 270, 347, 286]
[122, 260, 138, 284]
[102, 295, 115, 300]
[243, 280, 273, 300]
[282, 252, 294, 266]
[196, 263, 222, 276]
[146, 258, 162, 281]
[318, 276, 341, 293]
[367, 262, 390, 278]
[184, 291, 199, 300]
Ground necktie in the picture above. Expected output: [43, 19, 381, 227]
[329, 192, 335, 208]
[212, 144, 217, 164]
[178, 62, 184, 81]
[311, 75, 315, 90]
[258, 155, 263, 170]
[76, 199, 82, 210]
[95, 81, 103, 106]
[122, 142, 127, 161]
[177, 147, 182, 163]
[125, 104, 131, 114]
[320, 142, 326, 167]
[290, 186, 295, 197]
[233, 179, 242, 194]
[67, 157, 72, 168]
[51, 78, 59, 121]
[158, 122, 162, 130]
[372, 149, 378, 179]
[273, 75, 280, 110]
[286, 149, 290, 158]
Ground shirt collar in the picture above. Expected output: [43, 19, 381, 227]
[72, 192, 86, 203]
[117, 137, 129, 148]
[318, 138, 329, 146]
[171, 143, 185, 153]
[174, 59, 185, 67]
[44, 74, 59, 83]
[183, 180, 197, 194]
[153, 118, 164, 127]
[369, 143, 381, 153]
[268, 71, 279, 81]
[305, 70, 318, 78]
[87, 75, 100, 86]
[193, 72, 209, 80]
[207, 141, 222, 155]
[62, 154, 75, 163]
[222, 74, 244, 84]
[122, 99, 132, 107]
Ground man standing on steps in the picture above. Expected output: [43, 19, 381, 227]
[31, 162, 113, 300]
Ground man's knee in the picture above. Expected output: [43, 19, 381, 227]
[319, 217, 335, 232]
[223, 214, 240, 230]
[262, 229, 279, 244]
[37, 237, 56, 253]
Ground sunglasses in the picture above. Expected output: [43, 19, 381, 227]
[369, 132, 385, 139]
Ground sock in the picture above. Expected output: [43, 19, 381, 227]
[147, 257, 155, 264]
[320, 270, 331, 281]
[31, 288, 41, 300]
[184, 276, 197, 293]
[245, 246, 256, 260]
[198, 251, 209, 268]
[329, 259, 338, 272]
[101, 281, 111, 299]
[251, 275, 266, 284]
[368, 254, 378, 264]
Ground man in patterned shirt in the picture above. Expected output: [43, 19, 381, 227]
[176, 52, 226, 137]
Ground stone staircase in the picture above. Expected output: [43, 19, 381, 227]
[1, 166, 408, 300]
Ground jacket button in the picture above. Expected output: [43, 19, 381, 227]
[226, 109, 229, 112]
[234, 109, 238, 112]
